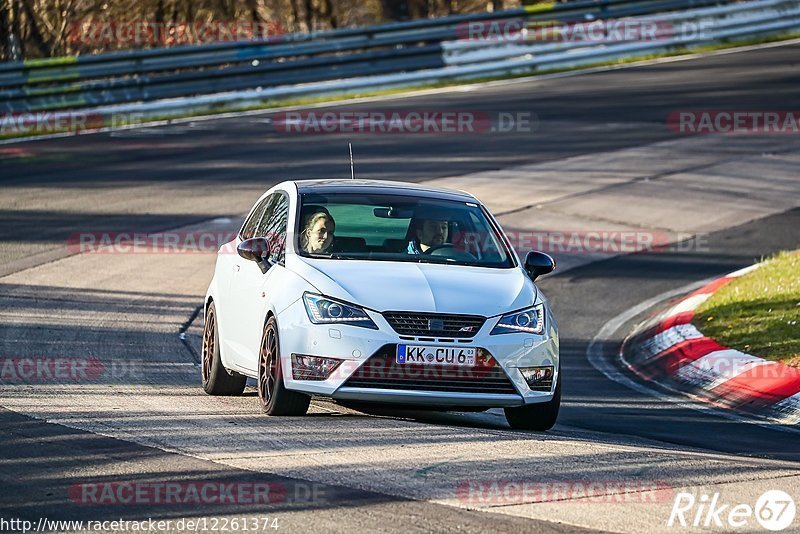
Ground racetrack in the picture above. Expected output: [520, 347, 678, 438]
[1, 42, 800, 533]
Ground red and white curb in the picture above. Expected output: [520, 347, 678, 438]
[621, 264, 800, 426]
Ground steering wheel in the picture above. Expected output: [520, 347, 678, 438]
[423, 243, 455, 254]
[424, 243, 478, 261]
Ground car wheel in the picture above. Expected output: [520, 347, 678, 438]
[201, 302, 246, 396]
[258, 316, 311, 416]
[504, 371, 561, 431]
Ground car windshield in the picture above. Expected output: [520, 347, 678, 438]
[297, 192, 514, 268]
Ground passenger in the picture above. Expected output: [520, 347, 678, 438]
[300, 211, 335, 254]
[407, 218, 448, 254]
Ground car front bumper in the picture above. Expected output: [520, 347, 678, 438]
[276, 298, 559, 407]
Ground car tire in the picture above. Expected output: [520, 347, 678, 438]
[201, 302, 247, 396]
[258, 316, 311, 416]
[504, 371, 561, 431]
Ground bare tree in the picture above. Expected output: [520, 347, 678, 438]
[318, 0, 337, 29]
[0, 0, 515, 60]
[0, 0, 10, 60]
[21, 0, 51, 57]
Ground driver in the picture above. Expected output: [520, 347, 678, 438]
[407, 218, 449, 254]
[301, 210, 336, 254]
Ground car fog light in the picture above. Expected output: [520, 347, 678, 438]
[292, 354, 343, 380]
[519, 366, 554, 391]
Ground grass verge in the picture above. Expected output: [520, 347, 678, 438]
[694, 251, 800, 367]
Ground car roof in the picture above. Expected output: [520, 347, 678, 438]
[290, 179, 478, 202]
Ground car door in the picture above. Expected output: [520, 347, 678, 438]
[227, 192, 289, 372]
[216, 194, 271, 361]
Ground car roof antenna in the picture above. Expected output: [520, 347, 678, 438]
[349, 142, 355, 180]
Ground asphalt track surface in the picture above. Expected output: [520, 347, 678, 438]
[1, 42, 799, 532]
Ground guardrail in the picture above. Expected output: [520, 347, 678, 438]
[0, 0, 798, 117]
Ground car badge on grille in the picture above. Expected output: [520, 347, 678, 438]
[428, 318, 444, 331]
[459, 326, 475, 332]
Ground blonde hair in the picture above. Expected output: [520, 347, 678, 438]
[300, 211, 335, 252]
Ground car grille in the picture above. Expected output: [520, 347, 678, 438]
[382, 312, 485, 338]
[342, 347, 518, 395]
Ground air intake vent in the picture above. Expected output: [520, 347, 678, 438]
[342, 347, 518, 395]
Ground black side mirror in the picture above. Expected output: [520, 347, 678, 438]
[524, 251, 555, 281]
[237, 237, 272, 273]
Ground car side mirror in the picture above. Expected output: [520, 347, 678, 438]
[237, 237, 273, 273]
[524, 251, 555, 281]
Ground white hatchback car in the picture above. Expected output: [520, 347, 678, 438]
[203, 180, 560, 430]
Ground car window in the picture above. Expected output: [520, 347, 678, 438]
[240, 196, 271, 240]
[256, 192, 289, 265]
[298, 193, 513, 268]
[326, 203, 410, 247]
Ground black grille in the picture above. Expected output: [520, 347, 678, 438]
[528, 378, 554, 392]
[342, 347, 518, 395]
[382, 312, 485, 338]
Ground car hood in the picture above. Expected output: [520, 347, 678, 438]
[289, 256, 537, 317]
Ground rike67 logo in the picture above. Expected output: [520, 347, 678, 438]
[668, 490, 796, 531]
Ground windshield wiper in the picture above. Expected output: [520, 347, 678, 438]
[413, 256, 453, 265]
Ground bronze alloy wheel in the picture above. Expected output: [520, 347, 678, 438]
[257, 317, 310, 416]
[200, 302, 246, 396]
[201, 307, 215, 387]
[258, 322, 279, 408]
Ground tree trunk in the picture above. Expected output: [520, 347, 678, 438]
[408, 0, 429, 19]
[154, 0, 165, 24]
[21, 0, 51, 57]
[246, 0, 261, 23]
[289, 0, 301, 32]
[10, 0, 23, 58]
[320, 0, 337, 29]
[381, 0, 409, 21]
[0, 1, 10, 60]
[302, 0, 313, 32]
[53, 0, 78, 57]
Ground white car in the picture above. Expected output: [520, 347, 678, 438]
[202, 180, 560, 430]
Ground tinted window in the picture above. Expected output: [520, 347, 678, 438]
[256, 193, 289, 265]
[240, 196, 271, 240]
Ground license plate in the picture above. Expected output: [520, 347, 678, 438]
[396, 345, 476, 366]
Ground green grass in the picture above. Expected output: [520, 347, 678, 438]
[694, 251, 800, 367]
[3, 30, 800, 142]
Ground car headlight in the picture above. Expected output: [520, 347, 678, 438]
[303, 293, 378, 329]
[490, 304, 545, 335]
